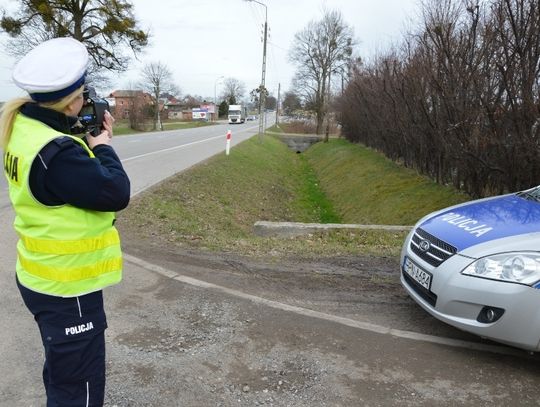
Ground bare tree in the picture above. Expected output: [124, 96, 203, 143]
[490, 0, 540, 190]
[289, 9, 355, 138]
[119, 82, 149, 131]
[140, 61, 179, 130]
[0, 0, 149, 85]
[182, 94, 204, 108]
[338, 0, 540, 197]
[281, 91, 303, 116]
[220, 78, 246, 105]
[265, 95, 277, 110]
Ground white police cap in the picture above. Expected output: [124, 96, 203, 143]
[12, 37, 88, 102]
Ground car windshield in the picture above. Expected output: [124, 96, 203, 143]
[517, 186, 540, 202]
[229, 110, 240, 115]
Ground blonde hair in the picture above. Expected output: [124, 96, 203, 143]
[0, 85, 85, 148]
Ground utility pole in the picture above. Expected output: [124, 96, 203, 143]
[214, 75, 224, 121]
[275, 82, 280, 126]
[259, 7, 268, 140]
[245, 0, 268, 141]
[324, 70, 331, 143]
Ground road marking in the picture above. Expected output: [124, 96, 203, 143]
[124, 253, 529, 357]
[120, 125, 260, 163]
[121, 134, 226, 163]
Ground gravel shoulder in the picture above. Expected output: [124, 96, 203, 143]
[89, 228, 540, 406]
[120, 235, 478, 340]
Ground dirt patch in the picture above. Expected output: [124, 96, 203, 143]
[99, 226, 540, 407]
[118, 226, 479, 340]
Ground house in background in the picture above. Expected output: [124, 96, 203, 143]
[108, 90, 152, 119]
[160, 95, 183, 120]
[192, 103, 220, 121]
[200, 103, 219, 121]
[181, 110, 193, 121]
[107, 91, 218, 122]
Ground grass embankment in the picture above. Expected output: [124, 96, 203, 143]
[118, 136, 469, 258]
[114, 120, 215, 136]
[303, 139, 469, 225]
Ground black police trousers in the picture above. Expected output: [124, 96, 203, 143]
[17, 277, 108, 407]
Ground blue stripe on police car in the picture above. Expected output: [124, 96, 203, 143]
[419, 194, 540, 251]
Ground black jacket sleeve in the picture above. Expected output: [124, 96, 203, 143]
[29, 137, 131, 211]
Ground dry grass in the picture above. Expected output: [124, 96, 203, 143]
[117, 136, 468, 259]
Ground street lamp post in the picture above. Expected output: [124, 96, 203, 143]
[244, 0, 267, 140]
[214, 75, 224, 121]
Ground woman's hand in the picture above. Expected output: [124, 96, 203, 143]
[86, 111, 115, 149]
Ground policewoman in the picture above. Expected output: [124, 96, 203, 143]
[0, 37, 130, 406]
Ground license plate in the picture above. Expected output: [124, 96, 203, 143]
[403, 257, 432, 290]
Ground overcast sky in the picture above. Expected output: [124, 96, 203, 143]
[0, 0, 421, 102]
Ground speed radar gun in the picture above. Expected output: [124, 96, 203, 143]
[77, 85, 110, 136]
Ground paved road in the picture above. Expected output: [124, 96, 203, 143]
[113, 121, 262, 196]
[2, 118, 540, 406]
[0, 119, 262, 203]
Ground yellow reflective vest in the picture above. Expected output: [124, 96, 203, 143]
[3, 113, 122, 297]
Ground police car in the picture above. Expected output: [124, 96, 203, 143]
[401, 186, 540, 351]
